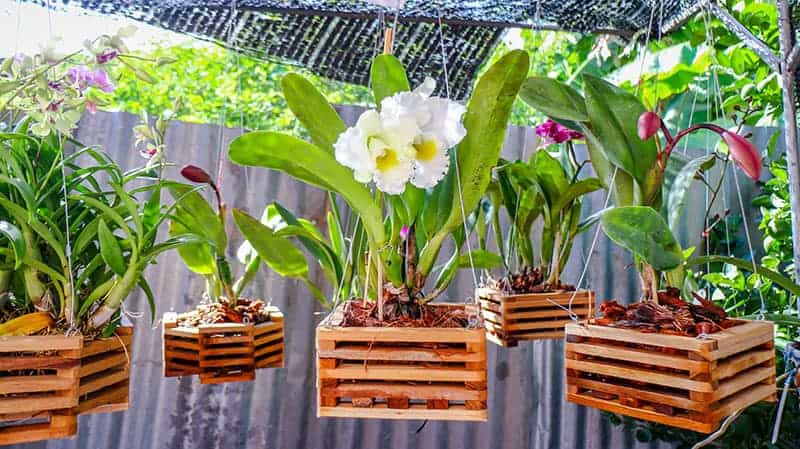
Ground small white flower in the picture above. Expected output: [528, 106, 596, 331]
[334, 109, 417, 194]
[380, 77, 466, 188]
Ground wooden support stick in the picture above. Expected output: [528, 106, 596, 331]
[383, 28, 394, 55]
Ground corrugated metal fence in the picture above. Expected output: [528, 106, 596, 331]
[11, 110, 778, 449]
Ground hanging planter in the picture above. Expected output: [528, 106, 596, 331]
[163, 305, 284, 384]
[75, 326, 134, 415]
[0, 327, 134, 445]
[565, 319, 776, 433]
[478, 287, 593, 346]
[228, 48, 529, 421]
[316, 303, 487, 421]
[481, 124, 604, 347]
[0, 335, 81, 445]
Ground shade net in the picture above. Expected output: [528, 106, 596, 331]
[23, 1, 699, 99]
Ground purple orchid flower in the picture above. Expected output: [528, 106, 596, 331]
[96, 49, 119, 64]
[535, 119, 583, 144]
[90, 69, 115, 93]
[68, 65, 93, 90]
[399, 226, 410, 241]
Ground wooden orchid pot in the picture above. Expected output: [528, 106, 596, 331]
[0, 327, 133, 445]
[162, 306, 284, 384]
[565, 319, 776, 433]
[316, 303, 488, 421]
[477, 287, 594, 347]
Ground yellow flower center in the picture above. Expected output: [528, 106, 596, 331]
[376, 148, 399, 172]
[414, 139, 438, 162]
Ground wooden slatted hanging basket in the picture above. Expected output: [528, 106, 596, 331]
[565, 319, 776, 433]
[316, 303, 488, 421]
[0, 327, 135, 446]
[478, 287, 594, 346]
[162, 306, 284, 384]
[0, 335, 81, 445]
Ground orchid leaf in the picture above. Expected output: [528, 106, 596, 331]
[687, 255, 800, 297]
[600, 206, 683, 271]
[97, 219, 126, 276]
[229, 132, 385, 248]
[419, 50, 529, 276]
[232, 209, 309, 278]
[458, 250, 503, 269]
[583, 127, 635, 206]
[167, 185, 226, 250]
[667, 154, 716, 233]
[519, 76, 588, 122]
[370, 54, 410, 106]
[281, 73, 346, 152]
[168, 219, 215, 275]
[583, 75, 657, 193]
[552, 177, 604, 214]
[0, 221, 25, 269]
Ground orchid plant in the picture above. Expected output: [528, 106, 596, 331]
[520, 75, 775, 303]
[488, 120, 603, 290]
[0, 33, 185, 335]
[0, 27, 167, 137]
[228, 51, 528, 318]
[167, 165, 324, 310]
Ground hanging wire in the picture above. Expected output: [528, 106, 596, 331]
[325, 7, 388, 320]
[561, 0, 658, 321]
[42, 0, 77, 331]
[435, 7, 478, 292]
[705, 3, 767, 319]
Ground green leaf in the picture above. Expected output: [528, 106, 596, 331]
[232, 209, 309, 278]
[600, 206, 683, 271]
[687, 255, 800, 297]
[167, 185, 226, 250]
[281, 73, 347, 152]
[97, 219, 126, 276]
[519, 77, 588, 122]
[582, 75, 657, 190]
[229, 132, 385, 248]
[0, 221, 25, 269]
[370, 54, 410, 106]
[552, 178, 604, 214]
[530, 151, 569, 210]
[419, 50, 529, 276]
[169, 220, 215, 274]
[138, 276, 157, 322]
[583, 128, 636, 206]
[667, 154, 716, 233]
[458, 250, 503, 269]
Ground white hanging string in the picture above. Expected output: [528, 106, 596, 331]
[43, 0, 77, 330]
[435, 7, 478, 293]
[561, 0, 658, 320]
[326, 9, 386, 319]
[705, 3, 767, 319]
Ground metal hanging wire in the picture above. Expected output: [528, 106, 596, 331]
[435, 7, 478, 292]
[704, 2, 767, 320]
[560, 0, 658, 322]
[43, 0, 78, 331]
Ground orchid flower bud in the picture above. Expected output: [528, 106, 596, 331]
[181, 165, 212, 184]
[721, 131, 762, 180]
[637, 111, 661, 140]
[399, 225, 410, 241]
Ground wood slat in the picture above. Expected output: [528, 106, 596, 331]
[317, 345, 484, 363]
[79, 368, 129, 397]
[79, 352, 128, 378]
[0, 336, 82, 352]
[321, 363, 485, 382]
[318, 326, 484, 344]
[81, 336, 132, 358]
[323, 383, 486, 401]
[566, 342, 709, 373]
[318, 403, 487, 421]
[566, 358, 714, 393]
[0, 376, 75, 395]
[565, 322, 716, 353]
[0, 355, 79, 371]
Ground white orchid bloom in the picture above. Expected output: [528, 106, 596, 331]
[380, 77, 467, 189]
[334, 109, 417, 194]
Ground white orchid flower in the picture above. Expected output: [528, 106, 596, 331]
[380, 77, 467, 189]
[334, 109, 417, 195]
